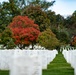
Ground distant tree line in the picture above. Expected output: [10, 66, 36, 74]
[0, 0, 76, 49]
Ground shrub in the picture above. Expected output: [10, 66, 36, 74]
[37, 29, 59, 50]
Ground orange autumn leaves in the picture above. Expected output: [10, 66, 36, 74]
[9, 16, 40, 45]
[71, 35, 76, 47]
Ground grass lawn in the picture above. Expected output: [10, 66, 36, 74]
[0, 70, 9, 75]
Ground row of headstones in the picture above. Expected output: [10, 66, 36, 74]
[0, 49, 58, 75]
[0, 45, 46, 50]
[62, 49, 76, 75]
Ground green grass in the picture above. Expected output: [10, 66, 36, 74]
[0, 70, 9, 75]
[42, 52, 74, 75]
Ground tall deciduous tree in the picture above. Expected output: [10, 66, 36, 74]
[0, 27, 16, 49]
[37, 29, 59, 50]
[0, 1, 20, 32]
[23, 5, 50, 31]
[26, 0, 55, 11]
[0, 0, 55, 32]
[64, 11, 76, 36]
[9, 16, 40, 49]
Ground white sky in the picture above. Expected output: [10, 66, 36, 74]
[0, 0, 8, 3]
[0, 0, 76, 17]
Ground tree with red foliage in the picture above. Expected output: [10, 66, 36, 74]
[9, 16, 40, 49]
[70, 35, 76, 47]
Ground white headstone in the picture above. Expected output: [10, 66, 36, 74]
[10, 50, 42, 75]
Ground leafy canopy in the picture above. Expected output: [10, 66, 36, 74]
[9, 16, 40, 49]
[37, 29, 59, 50]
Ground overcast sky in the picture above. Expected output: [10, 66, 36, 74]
[0, 0, 76, 17]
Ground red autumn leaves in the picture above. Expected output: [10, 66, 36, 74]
[9, 16, 40, 45]
[71, 35, 76, 47]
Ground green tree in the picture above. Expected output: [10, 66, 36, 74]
[23, 5, 50, 31]
[46, 10, 56, 27]
[0, 27, 16, 49]
[27, 0, 55, 11]
[64, 11, 76, 36]
[0, 0, 55, 32]
[37, 29, 59, 50]
[55, 14, 65, 29]
[0, 1, 21, 32]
